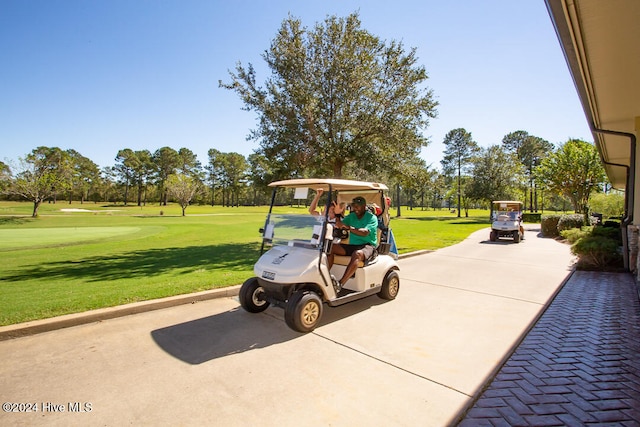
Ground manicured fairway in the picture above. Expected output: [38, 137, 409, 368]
[0, 227, 144, 250]
[0, 201, 491, 326]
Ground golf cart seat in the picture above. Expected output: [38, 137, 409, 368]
[333, 255, 364, 267]
[333, 249, 379, 268]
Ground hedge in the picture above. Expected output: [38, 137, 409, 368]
[557, 214, 585, 232]
[541, 214, 562, 237]
[522, 212, 541, 223]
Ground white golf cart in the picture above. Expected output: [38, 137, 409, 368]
[239, 178, 400, 333]
[489, 200, 525, 243]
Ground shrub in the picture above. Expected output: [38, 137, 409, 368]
[541, 214, 562, 237]
[560, 227, 590, 244]
[591, 224, 622, 244]
[603, 219, 621, 228]
[571, 235, 622, 270]
[522, 212, 541, 223]
[557, 214, 584, 232]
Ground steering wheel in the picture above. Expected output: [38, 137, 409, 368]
[333, 227, 349, 239]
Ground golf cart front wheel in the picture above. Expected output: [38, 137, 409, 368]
[285, 291, 323, 333]
[378, 270, 400, 300]
[239, 277, 269, 313]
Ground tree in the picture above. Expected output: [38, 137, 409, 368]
[99, 166, 118, 203]
[6, 147, 69, 216]
[114, 149, 137, 205]
[247, 152, 272, 205]
[177, 148, 202, 178]
[153, 147, 180, 205]
[415, 165, 436, 211]
[397, 158, 429, 211]
[428, 171, 447, 211]
[130, 150, 154, 206]
[440, 128, 479, 217]
[218, 152, 248, 206]
[220, 12, 437, 179]
[36, 146, 70, 203]
[0, 161, 11, 192]
[589, 192, 625, 219]
[535, 139, 606, 216]
[502, 131, 554, 211]
[177, 148, 204, 203]
[466, 145, 523, 205]
[206, 148, 223, 206]
[166, 173, 200, 216]
[66, 149, 100, 204]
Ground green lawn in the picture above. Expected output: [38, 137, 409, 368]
[0, 201, 490, 325]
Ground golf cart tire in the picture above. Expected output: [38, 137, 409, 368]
[378, 270, 400, 300]
[513, 231, 521, 243]
[285, 291, 323, 333]
[490, 230, 497, 241]
[239, 277, 270, 313]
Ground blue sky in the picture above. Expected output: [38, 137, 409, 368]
[0, 0, 591, 172]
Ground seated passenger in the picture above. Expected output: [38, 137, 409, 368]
[328, 196, 379, 292]
[309, 188, 345, 223]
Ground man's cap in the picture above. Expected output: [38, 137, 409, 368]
[351, 196, 367, 206]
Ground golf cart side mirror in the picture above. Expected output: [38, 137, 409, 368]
[262, 223, 275, 239]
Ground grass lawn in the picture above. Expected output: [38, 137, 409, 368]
[0, 201, 490, 325]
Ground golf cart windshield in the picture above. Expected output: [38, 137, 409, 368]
[262, 214, 327, 249]
[492, 201, 523, 220]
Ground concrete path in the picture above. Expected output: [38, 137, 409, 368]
[0, 226, 575, 426]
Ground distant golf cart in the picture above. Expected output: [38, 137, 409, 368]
[239, 178, 400, 333]
[489, 200, 525, 243]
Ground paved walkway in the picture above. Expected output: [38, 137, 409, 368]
[457, 270, 640, 426]
[3, 228, 639, 426]
[0, 227, 577, 426]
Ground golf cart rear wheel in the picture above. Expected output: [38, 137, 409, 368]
[239, 277, 269, 313]
[378, 270, 400, 300]
[285, 291, 323, 333]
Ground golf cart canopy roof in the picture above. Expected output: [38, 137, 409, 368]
[269, 178, 388, 191]
[492, 201, 523, 209]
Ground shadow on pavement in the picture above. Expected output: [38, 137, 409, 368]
[479, 229, 549, 245]
[479, 239, 521, 245]
[151, 307, 297, 365]
[151, 295, 388, 365]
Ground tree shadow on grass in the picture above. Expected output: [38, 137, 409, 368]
[399, 216, 449, 222]
[448, 219, 490, 225]
[0, 243, 260, 283]
[401, 216, 490, 225]
[0, 217, 32, 226]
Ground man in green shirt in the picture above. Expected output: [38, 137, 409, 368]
[328, 196, 378, 291]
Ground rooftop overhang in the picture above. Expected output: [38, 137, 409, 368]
[545, 0, 640, 189]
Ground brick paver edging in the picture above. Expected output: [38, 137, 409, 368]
[457, 271, 640, 426]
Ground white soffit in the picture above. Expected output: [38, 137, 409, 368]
[546, 0, 640, 188]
